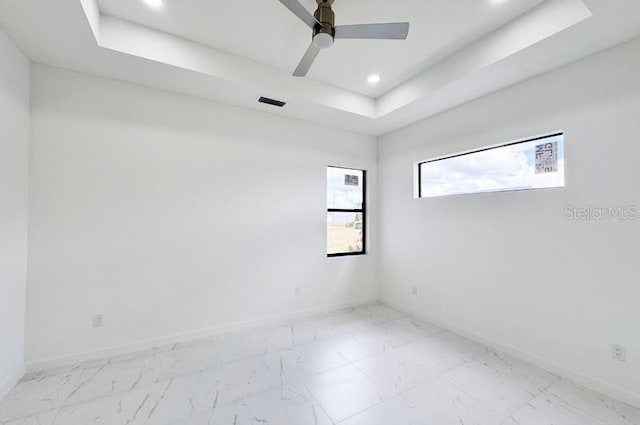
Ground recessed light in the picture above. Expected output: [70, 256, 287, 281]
[367, 74, 381, 84]
[490, 0, 508, 5]
[143, 0, 163, 9]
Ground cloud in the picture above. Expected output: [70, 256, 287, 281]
[421, 138, 565, 197]
[327, 167, 363, 209]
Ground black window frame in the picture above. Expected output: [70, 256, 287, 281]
[327, 166, 367, 258]
[417, 132, 564, 198]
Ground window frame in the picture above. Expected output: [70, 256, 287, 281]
[327, 166, 367, 258]
[417, 132, 564, 198]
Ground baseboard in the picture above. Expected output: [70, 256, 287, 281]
[0, 364, 25, 402]
[380, 297, 640, 409]
[26, 297, 377, 373]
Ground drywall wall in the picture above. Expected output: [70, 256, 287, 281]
[378, 38, 640, 406]
[0, 28, 30, 399]
[27, 64, 378, 368]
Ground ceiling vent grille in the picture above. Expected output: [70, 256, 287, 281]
[258, 97, 286, 107]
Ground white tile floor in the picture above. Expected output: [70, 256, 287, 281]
[1, 303, 639, 425]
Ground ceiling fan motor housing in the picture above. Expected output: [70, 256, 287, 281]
[313, 0, 335, 49]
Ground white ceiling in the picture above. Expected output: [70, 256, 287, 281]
[97, 0, 543, 97]
[1, 0, 640, 136]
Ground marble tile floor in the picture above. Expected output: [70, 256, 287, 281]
[1, 303, 639, 425]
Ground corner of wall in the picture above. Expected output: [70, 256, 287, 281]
[380, 297, 640, 410]
[373, 134, 384, 299]
[0, 364, 25, 403]
[0, 24, 30, 404]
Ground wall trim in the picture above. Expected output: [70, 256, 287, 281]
[379, 297, 640, 409]
[0, 364, 25, 403]
[26, 297, 377, 373]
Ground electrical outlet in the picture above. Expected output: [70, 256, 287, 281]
[612, 344, 626, 362]
[294, 287, 301, 296]
[92, 314, 104, 328]
[412, 286, 418, 296]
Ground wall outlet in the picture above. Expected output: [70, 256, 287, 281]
[412, 286, 418, 296]
[294, 287, 301, 296]
[612, 344, 626, 362]
[92, 314, 104, 328]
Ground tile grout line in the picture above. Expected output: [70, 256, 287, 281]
[0, 310, 426, 423]
[10, 305, 600, 425]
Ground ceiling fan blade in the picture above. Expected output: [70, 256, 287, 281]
[293, 43, 321, 77]
[277, 0, 319, 29]
[334, 22, 410, 40]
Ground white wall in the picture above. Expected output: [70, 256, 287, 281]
[0, 29, 30, 399]
[378, 38, 640, 406]
[27, 65, 378, 368]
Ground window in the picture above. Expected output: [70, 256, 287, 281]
[418, 133, 565, 198]
[327, 166, 366, 257]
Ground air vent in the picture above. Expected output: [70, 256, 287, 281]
[258, 97, 286, 108]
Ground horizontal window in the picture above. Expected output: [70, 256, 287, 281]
[418, 133, 565, 198]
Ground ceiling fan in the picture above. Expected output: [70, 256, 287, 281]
[277, 0, 410, 77]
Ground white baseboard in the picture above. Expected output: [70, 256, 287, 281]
[26, 297, 377, 373]
[380, 297, 640, 409]
[0, 364, 25, 402]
